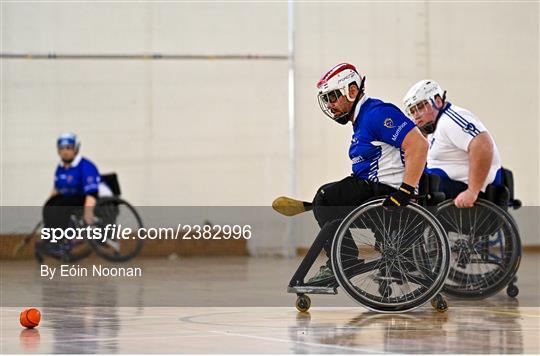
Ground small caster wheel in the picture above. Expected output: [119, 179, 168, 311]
[431, 294, 447, 312]
[435, 299, 448, 313]
[507, 284, 519, 298]
[34, 253, 44, 264]
[34, 247, 44, 264]
[296, 295, 311, 313]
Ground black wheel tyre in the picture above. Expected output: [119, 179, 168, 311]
[331, 199, 450, 313]
[88, 197, 144, 262]
[507, 284, 519, 298]
[437, 199, 522, 299]
[296, 295, 311, 313]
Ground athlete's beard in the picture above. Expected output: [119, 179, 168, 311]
[60, 154, 76, 164]
[332, 92, 363, 125]
[333, 113, 350, 125]
[420, 121, 436, 135]
[420, 104, 446, 134]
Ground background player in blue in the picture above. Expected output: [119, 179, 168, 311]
[38, 133, 101, 259]
[307, 63, 428, 283]
[403, 80, 502, 208]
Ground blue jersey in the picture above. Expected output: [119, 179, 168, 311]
[350, 97, 415, 189]
[54, 155, 101, 196]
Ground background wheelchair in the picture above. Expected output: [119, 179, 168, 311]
[15, 173, 145, 263]
[288, 197, 451, 314]
[420, 169, 522, 299]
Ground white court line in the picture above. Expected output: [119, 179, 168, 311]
[209, 330, 389, 354]
[0, 332, 225, 345]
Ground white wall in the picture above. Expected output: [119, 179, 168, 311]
[1, 2, 538, 247]
[1, 2, 289, 207]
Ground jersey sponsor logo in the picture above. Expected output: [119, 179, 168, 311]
[351, 155, 365, 164]
[462, 122, 477, 134]
[383, 118, 395, 128]
[391, 122, 409, 141]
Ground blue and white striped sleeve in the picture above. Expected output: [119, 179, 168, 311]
[443, 107, 487, 151]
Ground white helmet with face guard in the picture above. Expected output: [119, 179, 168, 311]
[403, 79, 445, 118]
[316, 63, 365, 123]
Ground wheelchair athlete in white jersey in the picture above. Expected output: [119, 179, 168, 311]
[403, 80, 521, 299]
[403, 80, 503, 208]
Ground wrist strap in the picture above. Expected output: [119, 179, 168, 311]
[399, 183, 415, 195]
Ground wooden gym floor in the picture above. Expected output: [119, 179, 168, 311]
[1, 253, 539, 354]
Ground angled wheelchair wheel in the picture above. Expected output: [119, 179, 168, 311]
[87, 197, 145, 262]
[331, 198, 450, 313]
[435, 199, 521, 299]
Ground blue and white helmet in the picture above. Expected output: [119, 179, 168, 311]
[56, 133, 81, 152]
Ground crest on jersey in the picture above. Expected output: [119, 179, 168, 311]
[384, 118, 395, 128]
[462, 122, 477, 133]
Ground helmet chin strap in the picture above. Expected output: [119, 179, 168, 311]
[420, 90, 447, 134]
[333, 76, 366, 125]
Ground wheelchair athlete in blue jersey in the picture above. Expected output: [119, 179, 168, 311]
[274, 64, 452, 313]
[307, 63, 429, 284]
[36, 133, 102, 260]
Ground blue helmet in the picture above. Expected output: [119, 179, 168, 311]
[56, 133, 81, 152]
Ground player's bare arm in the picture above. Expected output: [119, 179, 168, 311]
[455, 132, 494, 208]
[401, 127, 429, 188]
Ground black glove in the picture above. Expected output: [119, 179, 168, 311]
[383, 183, 415, 208]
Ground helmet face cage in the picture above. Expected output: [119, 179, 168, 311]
[405, 100, 431, 118]
[317, 88, 347, 120]
[403, 80, 444, 119]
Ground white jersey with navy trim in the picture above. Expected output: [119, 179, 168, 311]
[426, 103, 501, 191]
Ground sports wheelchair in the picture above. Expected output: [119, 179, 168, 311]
[288, 194, 452, 313]
[21, 173, 145, 263]
[420, 169, 522, 299]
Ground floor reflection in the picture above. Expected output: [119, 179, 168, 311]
[41, 278, 120, 353]
[288, 303, 524, 354]
[19, 329, 41, 352]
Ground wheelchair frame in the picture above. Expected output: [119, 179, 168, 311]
[288, 196, 451, 313]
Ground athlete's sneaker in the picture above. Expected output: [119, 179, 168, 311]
[307, 265, 334, 284]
